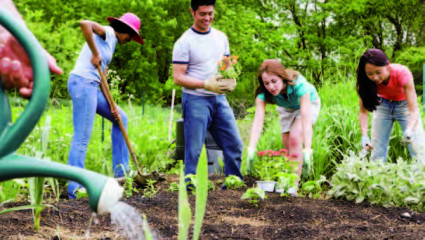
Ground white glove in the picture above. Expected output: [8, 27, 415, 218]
[219, 78, 237, 92]
[204, 77, 227, 94]
[402, 129, 414, 144]
[361, 135, 371, 148]
[302, 148, 313, 173]
[246, 147, 256, 173]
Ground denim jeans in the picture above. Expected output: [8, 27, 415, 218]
[371, 97, 425, 162]
[182, 92, 243, 180]
[67, 74, 129, 199]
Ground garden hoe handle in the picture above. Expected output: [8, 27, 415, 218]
[96, 65, 142, 174]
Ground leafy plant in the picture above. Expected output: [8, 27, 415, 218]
[143, 180, 158, 199]
[328, 152, 425, 211]
[241, 187, 267, 207]
[301, 176, 327, 199]
[224, 175, 245, 190]
[168, 182, 179, 192]
[253, 149, 299, 181]
[275, 172, 299, 195]
[217, 55, 242, 79]
[178, 146, 209, 240]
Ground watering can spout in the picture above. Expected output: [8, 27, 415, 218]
[0, 155, 123, 214]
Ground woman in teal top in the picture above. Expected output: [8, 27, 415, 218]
[247, 59, 321, 196]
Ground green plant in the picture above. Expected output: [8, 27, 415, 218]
[301, 176, 327, 199]
[328, 152, 425, 211]
[178, 146, 209, 240]
[275, 172, 299, 195]
[224, 175, 245, 190]
[208, 180, 215, 191]
[143, 180, 158, 199]
[168, 182, 179, 192]
[253, 150, 299, 181]
[241, 187, 267, 207]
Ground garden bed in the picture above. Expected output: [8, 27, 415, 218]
[1, 176, 425, 239]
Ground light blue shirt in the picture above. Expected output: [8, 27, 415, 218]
[257, 75, 318, 109]
[70, 26, 117, 82]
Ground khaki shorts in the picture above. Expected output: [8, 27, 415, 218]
[276, 99, 321, 133]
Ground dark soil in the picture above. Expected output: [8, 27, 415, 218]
[1, 176, 425, 239]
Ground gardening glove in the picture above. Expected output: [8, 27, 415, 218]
[302, 148, 313, 173]
[402, 128, 414, 144]
[361, 135, 371, 149]
[204, 76, 227, 94]
[246, 147, 256, 173]
[219, 78, 237, 92]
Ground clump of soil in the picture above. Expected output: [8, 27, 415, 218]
[1, 175, 425, 239]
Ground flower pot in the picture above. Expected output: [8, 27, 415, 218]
[256, 181, 276, 192]
[275, 184, 284, 193]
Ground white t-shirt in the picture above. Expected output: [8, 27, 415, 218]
[70, 26, 117, 82]
[172, 27, 230, 96]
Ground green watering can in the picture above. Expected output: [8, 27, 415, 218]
[0, 9, 122, 214]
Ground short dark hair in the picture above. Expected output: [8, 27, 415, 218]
[110, 20, 136, 36]
[191, 0, 216, 12]
[356, 49, 390, 111]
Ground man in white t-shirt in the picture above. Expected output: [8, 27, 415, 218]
[172, 0, 243, 187]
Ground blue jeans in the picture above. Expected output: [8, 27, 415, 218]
[67, 74, 129, 199]
[182, 92, 243, 180]
[371, 97, 425, 162]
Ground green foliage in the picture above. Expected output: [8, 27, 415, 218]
[224, 175, 245, 190]
[301, 176, 327, 199]
[168, 182, 179, 192]
[241, 187, 267, 207]
[252, 150, 299, 181]
[178, 164, 191, 240]
[328, 152, 425, 211]
[142, 180, 158, 199]
[193, 147, 208, 240]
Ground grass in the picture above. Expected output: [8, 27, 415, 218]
[1, 75, 423, 199]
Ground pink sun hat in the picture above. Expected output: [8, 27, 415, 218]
[107, 13, 144, 45]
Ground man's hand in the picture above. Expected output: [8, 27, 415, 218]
[219, 78, 236, 92]
[0, 31, 63, 98]
[204, 76, 228, 94]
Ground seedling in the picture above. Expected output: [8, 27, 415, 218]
[241, 187, 267, 207]
[224, 175, 245, 190]
[143, 179, 157, 199]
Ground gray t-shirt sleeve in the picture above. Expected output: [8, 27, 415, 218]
[172, 38, 189, 64]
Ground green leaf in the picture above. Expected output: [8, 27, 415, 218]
[178, 164, 191, 240]
[193, 147, 208, 240]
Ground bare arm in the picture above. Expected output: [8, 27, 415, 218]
[404, 78, 420, 131]
[359, 98, 370, 137]
[248, 97, 266, 150]
[300, 93, 313, 149]
[172, 64, 205, 89]
[79, 20, 106, 68]
[0, 0, 62, 98]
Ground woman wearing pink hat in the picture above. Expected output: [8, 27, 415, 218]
[67, 13, 143, 199]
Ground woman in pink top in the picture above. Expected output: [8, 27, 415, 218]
[357, 48, 425, 162]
